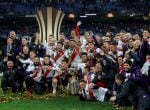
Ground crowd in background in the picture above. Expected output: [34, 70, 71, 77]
[0, 21, 149, 110]
[0, 0, 149, 15]
[0, 21, 150, 39]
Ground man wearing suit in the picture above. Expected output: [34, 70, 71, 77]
[2, 37, 16, 61]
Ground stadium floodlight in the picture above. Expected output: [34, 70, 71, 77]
[107, 13, 114, 18]
[25, 15, 35, 17]
[80, 15, 87, 18]
[69, 13, 75, 19]
[85, 13, 97, 16]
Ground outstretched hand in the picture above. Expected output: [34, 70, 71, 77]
[77, 21, 82, 26]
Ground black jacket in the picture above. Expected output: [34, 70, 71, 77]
[2, 68, 17, 82]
